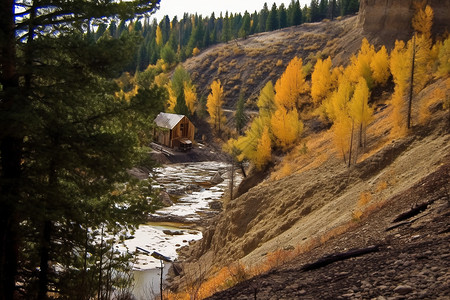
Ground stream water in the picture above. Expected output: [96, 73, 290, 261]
[119, 161, 241, 299]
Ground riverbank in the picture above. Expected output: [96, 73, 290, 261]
[123, 161, 242, 299]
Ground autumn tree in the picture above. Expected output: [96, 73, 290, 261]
[389, 40, 411, 136]
[207, 79, 226, 133]
[255, 126, 272, 169]
[274, 56, 308, 110]
[235, 93, 246, 134]
[311, 56, 333, 104]
[167, 85, 177, 112]
[348, 77, 373, 149]
[156, 25, 163, 47]
[410, 4, 434, 94]
[257, 81, 277, 122]
[435, 36, 450, 78]
[349, 38, 376, 89]
[271, 107, 303, 150]
[370, 46, 390, 86]
[184, 81, 198, 114]
[327, 78, 354, 163]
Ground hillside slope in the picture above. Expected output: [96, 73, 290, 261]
[182, 16, 363, 109]
[183, 77, 449, 268]
[207, 160, 450, 299]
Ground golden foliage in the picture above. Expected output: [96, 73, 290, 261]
[349, 38, 376, 88]
[235, 116, 265, 162]
[255, 126, 272, 170]
[435, 36, 450, 78]
[155, 25, 163, 47]
[325, 77, 353, 122]
[348, 77, 373, 132]
[412, 4, 433, 38]
[192, 47, 200, 56]
[274, 57, 308, 110]
[389, 40, 411, 136]
[166, 85, 177, 113]
[183, 82, 197, 114]
[257, 81, 276, 122]
[370, 46, 390, 86]
[270, 107, 303, 150]
[206, 80, 226, 132]
[311, 56, 333, 104]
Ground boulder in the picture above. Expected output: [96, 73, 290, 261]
[209, 201, 223, 210]
[158, 191, 173, 207]
[210, 172, 224, 185]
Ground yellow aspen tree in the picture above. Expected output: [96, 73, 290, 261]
[255, 126, 272, 170]
[412, 4, 433, 39]
[235, 116, 265, 162]
[332, 116, 352, 164]
[166, 85, 177, 112]
[370, 46, 390, 86]
[257, 81, 276, 124]
[311, 56, 333, 105]
[349, 77, 373, 148]
[206, 80, 226, 133]
[435, 36, 450, 78]
[411, 5, 434, 93]
[389, 40, 411, 136]
[325, 77, 354, 164]
[330, 66, 344, 91]
[349, 38, 376, 88]
[183, 82, 197, 114]
[270, 106, 303, 150]
[325, 76, 354, 122]
[156, 25, 163, 46]
[274, 56, 308, 110]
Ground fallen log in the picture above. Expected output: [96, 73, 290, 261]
[392, 202, 430, 223]
[301, 245, 380, 272]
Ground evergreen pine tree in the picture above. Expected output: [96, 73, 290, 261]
[235, 93, 247, 134]
[266, 3, 279, 31]
[279, 3, 288, 29]
[0, 1, 162, 298]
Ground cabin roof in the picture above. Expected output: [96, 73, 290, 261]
[154, 112, 186, 130]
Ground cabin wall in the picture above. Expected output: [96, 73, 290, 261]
[154, 116, 195, 149]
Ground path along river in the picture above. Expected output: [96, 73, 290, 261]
[119, 161, 241, 299]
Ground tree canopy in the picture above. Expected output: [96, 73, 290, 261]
[0, 1, 163, 299]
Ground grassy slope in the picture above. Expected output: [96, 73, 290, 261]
[182, 16, 363, 109]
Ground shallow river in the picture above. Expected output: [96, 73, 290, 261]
[119, 161, 241, 299]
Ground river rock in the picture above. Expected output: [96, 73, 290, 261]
[163, 230, 184, 236]
[210, 172, 224, 185]
[159, 191, 173, 207]
[209, 200, 223, 210]
[394, 285, 413, 295]
[186, 184, 202, 192]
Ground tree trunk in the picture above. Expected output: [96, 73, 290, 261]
[38, 220, 52, 300]
[230, 161, 234, 201]
[348, 121, 354, 167]
[0, 1, 21, 298]
[407, 34, 416, 129]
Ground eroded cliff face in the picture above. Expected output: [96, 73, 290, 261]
[359, 0, 450, 47]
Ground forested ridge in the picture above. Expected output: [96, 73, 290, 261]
[104, 0, 360, 73]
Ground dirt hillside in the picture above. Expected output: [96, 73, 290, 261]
[182, 16, 363, 109]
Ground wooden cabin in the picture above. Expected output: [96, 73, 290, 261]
[153, 112, 195, 151]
